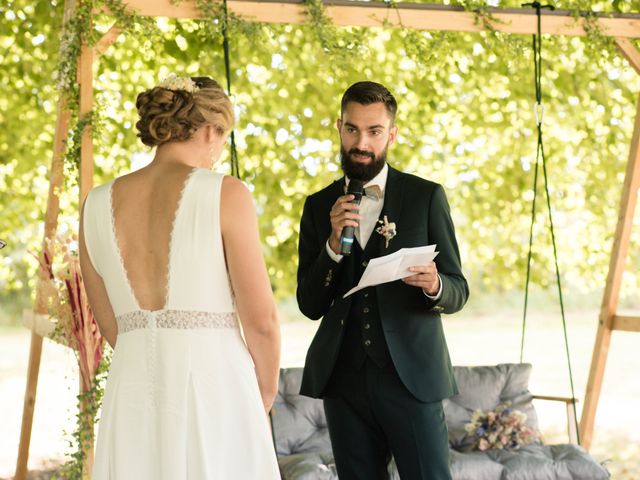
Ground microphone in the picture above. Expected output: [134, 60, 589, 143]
[339, 179, 364, 255]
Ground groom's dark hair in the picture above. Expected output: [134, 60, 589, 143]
[340, 81, 397, 122]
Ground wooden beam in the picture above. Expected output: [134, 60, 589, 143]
[612, 315, 640, 332]
[615, 37, 640, 75]
[95, 24, 122, 57]
[13, 116, 69, 475]
[111, 0, 640, 38]
[14, 344, 45, 480]
[533, 395, 578, 404]
[601, 94, 640, 330]
[14, 1, 76, 476]
[532, 395, 579, 444]
[580, 316, 613, 451]
[580, 92, 640, 450]
[566, 400, 579, 445]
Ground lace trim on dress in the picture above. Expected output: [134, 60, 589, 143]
[108, 182, 139, 309]
[117, 310, 238, 334]
[165, 168, 199, 307]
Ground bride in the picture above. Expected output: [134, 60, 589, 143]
[79, 75, 281, 479]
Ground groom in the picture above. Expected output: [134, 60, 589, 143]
[296, 81, 469, 479]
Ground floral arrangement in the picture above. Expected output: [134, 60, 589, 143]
[36, 234, 104, 390]
[375, 215, 396, 248]
[157, 73, 199, 93]
[35, 233, 107, 478]
[464, 402, 538, 451]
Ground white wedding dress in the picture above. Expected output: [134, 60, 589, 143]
[83, 169, 280, 479]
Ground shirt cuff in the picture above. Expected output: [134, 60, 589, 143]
[326, 240, 344, 263]
[423, 274, 443, 300]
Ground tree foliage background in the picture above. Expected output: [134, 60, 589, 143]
[1, 0, 639, 322]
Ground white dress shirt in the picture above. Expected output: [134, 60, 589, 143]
[352, 163, 388, 248]
[325, 164, 442, 300]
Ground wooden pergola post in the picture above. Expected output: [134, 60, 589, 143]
[77, 24, 95, 480]
[13, 2, 119, 476]
[13, 1, 76, 478]
[579, 38, 640, 450]
[14, 3, 640, 478]
[14, 97, 71, 480]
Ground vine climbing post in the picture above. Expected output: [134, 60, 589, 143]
[78, 6, 94, 205]
[77, 6, 96, 477]
[13, 2, 77, 479]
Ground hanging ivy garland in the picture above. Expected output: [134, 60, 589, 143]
[56, 0, 618, 180]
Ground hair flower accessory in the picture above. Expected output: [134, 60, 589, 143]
[158, 74, 199, 93]
[376, 215, 396, 248]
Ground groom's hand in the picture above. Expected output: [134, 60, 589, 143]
[402, 262, 440, 296]
[328, 194, 361, 255]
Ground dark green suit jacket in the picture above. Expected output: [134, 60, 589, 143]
[296, 165, 469, 403]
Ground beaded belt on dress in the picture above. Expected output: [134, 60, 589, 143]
[116, 309, 238, 333]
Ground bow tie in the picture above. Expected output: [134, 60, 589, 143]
[364, 184, 383, 200]
[344, 183, 383, 201]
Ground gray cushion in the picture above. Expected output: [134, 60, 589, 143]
[272, 366, 609, 480]
[272, 368, 332, 457]
[450, 450, 505, 480]
[488, 444, 609, 480]
[278, 453, 337, 480]
[444, 363, 539, 452]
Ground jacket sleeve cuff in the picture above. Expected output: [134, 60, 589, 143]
[423, 274, 443, 300]
[326, 240, 344, 263]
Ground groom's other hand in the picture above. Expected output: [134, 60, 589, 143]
[328, 194, 361, 255]
[402, 262, 440, 296]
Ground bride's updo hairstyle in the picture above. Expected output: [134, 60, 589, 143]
[135, 75, 234, 147]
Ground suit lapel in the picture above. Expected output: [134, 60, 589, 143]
[330, 177, 346, 200]
[377, 165, 405, 257]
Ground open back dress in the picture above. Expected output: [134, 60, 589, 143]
[83, 168, 280, 479]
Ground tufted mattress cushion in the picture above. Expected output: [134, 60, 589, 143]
[271, 366, 609, 480]
[444, 363, 539, 452]
[272, 368, 332, 457]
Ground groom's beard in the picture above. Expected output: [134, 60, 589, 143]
[340, 144, 388, 183]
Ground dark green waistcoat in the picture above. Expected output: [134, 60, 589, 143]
[334, 235, 392, 373]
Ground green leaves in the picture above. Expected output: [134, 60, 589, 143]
[1, 0, 639, 314]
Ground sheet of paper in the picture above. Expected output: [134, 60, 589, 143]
[343, 244, 438, 297]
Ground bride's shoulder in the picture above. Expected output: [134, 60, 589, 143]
[191, 169, 246, 193]
[85, 178, 116, 201]
[220, 174, 250, 195]
[81, 179, 116, 219]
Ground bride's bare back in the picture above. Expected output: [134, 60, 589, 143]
[110, 163, 194, 311]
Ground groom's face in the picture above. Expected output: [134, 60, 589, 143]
[338, 101, 397, 183]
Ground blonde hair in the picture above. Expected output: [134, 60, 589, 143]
[135, 77, 234, 147]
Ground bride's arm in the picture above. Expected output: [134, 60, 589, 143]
[221, 176, 281, 415]
[79, 202, 118, 348]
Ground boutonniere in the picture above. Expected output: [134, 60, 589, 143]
[376, 215, 397, 248]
